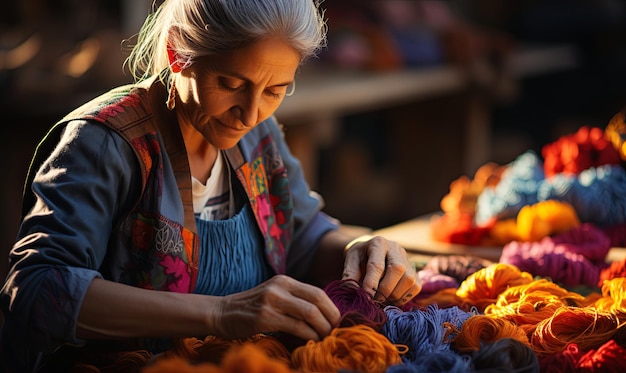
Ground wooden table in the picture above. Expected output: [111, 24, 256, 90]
[373, 213, 626, 265]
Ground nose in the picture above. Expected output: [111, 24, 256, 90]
[233, 95, 260, 128]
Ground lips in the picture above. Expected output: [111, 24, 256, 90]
[216, 119, 245, 132]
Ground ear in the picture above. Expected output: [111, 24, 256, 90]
[166, 27, 186, 73]
[166, 43, 183, 73]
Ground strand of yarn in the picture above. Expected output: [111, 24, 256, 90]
[530, 307, 619, 356]
[451, 315, 530, 353]
[456, 263, 534, 312]
[382, 304, 472, 363]
[593, 277, 626, 321]
[484, 279, 588, 333]
[290, 324, 403, 373]
[323, 279, 387, 330]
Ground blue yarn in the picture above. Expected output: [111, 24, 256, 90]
[475, 151, 626, 228]
[193, 204, 271, 296]
[537, 164, 626, 226]
[382, 304, 473, 364]
[475, 151, 544, 225]
[386, 351, 471, 373]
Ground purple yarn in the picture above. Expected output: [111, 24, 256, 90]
[500, 237, 602, 287]
[417, 268, 459, 297]
[323, 279, 387, 330]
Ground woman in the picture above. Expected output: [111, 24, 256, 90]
[0, 0, 420, 371]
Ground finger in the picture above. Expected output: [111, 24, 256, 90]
[360, 242, 387, 300]
[387, 273, 422, 306]
[261, 305, 328, 342]
[372, 257, 407, 302]
[290, 283, 341, 328]
[342, 244, 365, 284]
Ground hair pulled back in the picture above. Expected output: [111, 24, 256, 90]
[126, 0, 327, 83]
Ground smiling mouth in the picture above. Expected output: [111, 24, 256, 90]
[216, 119, 244, 132]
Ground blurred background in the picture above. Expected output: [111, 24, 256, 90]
[2, 0, 626, 283]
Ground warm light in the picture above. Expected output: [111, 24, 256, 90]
[58, 37, 101, 78]
[0, 34, 41, 70]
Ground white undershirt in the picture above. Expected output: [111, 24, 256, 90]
[192, 151, 232, 221]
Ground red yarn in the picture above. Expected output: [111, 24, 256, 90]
[578, 340, 626, 372]
[538, 343, 581, 373]
[599, 259, 626, 286]
[542, 126, 621, 178]
[430, 212, 492, 245]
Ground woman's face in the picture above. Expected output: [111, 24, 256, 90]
[173, 37, 301, 150]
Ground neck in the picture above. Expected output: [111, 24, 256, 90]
[178, 119, 219, 183]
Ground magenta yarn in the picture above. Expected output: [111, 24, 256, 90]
[602, 222, 626, 247]
[323, 279, 387, 330]
[550, 223, 611, 263]
[500, 238, 601, 287]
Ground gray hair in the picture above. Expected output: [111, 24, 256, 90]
[125, 0, 327, 83]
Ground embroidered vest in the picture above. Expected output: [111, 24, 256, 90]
[23, 78, 294, 295]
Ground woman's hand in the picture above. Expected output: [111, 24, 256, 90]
[213, 275, 341, 341]
[342, 236, 421, 306]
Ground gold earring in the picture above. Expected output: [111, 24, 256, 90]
[166, 81, 176, 110]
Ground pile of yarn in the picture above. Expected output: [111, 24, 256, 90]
[431, 108, 626, 247]
[138, 260, 626, 372]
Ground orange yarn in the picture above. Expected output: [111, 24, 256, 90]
[515, 200, 581, 242]
[144, 343, 294, 373]
[290, 325, 403, 373]
[605, 107, 626, 161]
[157, 334, 291, 367]
[451, 315, 530, 353]
[485, 279, 588, 333]
[594, 277, 626, 322]
[530, 307, 619, 357]
[456, 263, 534, 312]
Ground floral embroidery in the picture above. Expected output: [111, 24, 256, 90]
[160, 254, 192, 293]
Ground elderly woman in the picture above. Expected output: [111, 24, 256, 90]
[0, 0, 420, 371]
